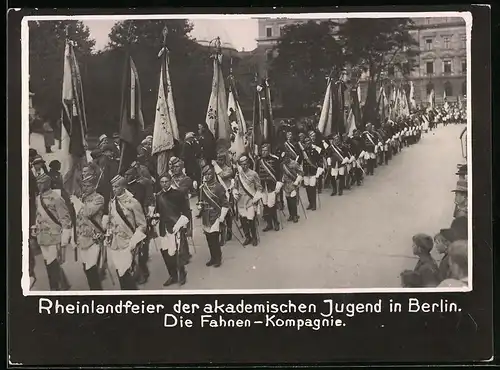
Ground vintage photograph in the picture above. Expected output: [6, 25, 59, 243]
[22, 13, 471, 293]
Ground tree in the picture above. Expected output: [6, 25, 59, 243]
[104, 19, 216, 136]
[270, 20, 345, 116]
[337, 18, 419, 127]
[29, 20, 95, 127]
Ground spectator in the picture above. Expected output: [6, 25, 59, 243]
[438, 240, 468, 287]
[400, 233, 440, 288]
[434, 228, 456, 281]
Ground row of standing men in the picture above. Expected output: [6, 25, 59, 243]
[29, 114, 426, 291]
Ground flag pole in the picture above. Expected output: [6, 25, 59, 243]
[59, 25, 70, 150]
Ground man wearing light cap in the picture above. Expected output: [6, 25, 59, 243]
[199, 165, 230, 266]
[300, 136, 323, 210]
[233, 155, 262, 246]
[256, 143, 282, 232]
[34, 173, 73, 290]
[169, 156, 195, 263]
[104, 175, 147, 290]
[152, 172, 191, 286]
[280, 150, 303, 223]
[75, 172, 105, 290]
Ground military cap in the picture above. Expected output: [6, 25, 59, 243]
[217, 148, 228, 157]
[111, 174, 126, 186]
[32, 155, 45, 165]
[261, 143, 271, 150]
[185, 132, 195, 140]
[81, 174, 97, 187]
[99, 134, 108, 142]
[201, 164, 214, 175]
[112, 133, 120, 139]
[169, 156, 181, 166]
[238, 155, 249, 164]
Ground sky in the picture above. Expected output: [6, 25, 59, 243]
[83, 18, 259, 52]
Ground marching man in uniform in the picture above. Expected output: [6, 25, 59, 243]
[363, 123, 378, 176]
[233, 155, 262, 246]
[256, 143, 283, 232]
[282, 128, 303, 165]
[34, 173, 73, 291]
[152, 173, 191, 286]
[75, 171, 105, 290]
[104, 175, 147, 290]
[327, 134, 348, 197]
[198, 165, 230, 267]
[212, 149, 236, 244]
[300, 136, 324, 210]
[280, 151, 303, 223]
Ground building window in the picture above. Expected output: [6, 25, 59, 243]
[461, 34, 466, 49]
[443, 60, 452, 74]
[426, 82, 434, 95]
[425, 38, 433, 50]
[426, 61, 434, 75]
[462, 60, 467, 73]
[462, 81, 466, 96]
[443, 36, 450, 49]
[388, 65, 395, 76]
[266, 26, 272, 37]
[444, 81, 453, 97]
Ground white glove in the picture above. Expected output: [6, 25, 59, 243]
[275, 181, 283, 192]
[315, 167, 324, 178]
[342, 157, 349, 165]
[229, 178, 235, 189]
[148, 206, 155, 217]
[232, 189, 239, 199]
[193, 180, 198, 190]
[293, 176, 303, 186]
[61, 228, 72, 246]
[327, 157, 332, 166]
[218, 207, 229, 223]
[322, 141, 329, 149]
[359, 151, 365, 159]
[350, 156, 355, 163]
[172, 215, 190, 234]
[290, 190, 297, 197]
[101, 215, 109, 229]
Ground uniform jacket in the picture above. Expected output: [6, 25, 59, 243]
[281, 160, 303, 195]
[282, 140, 303, 164]
[171, 173, 193, 197]
[108, 191, 147, 251]
[301, 145, 322, 177]
[327, 144, 346, 166]
[235, 168, 262, 208]
[97, 156, 119, 214]
[363, 131, 377, 153]
[200, 181, 230, 229]
[154, 187, 191, 236]
[36, 189, 72, 246]
[76, 192, 105, 250]
[127, 178, 154, 210]
[215, 162, 235, 190]
[256, 154, 282, 190]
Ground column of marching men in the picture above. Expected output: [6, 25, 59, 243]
[28, 104, 465, 291]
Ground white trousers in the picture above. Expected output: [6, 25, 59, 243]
[303, 176, 317, 187]
[238, 205, 256, 220]
[158, 232, 178, 256]
[261, 190, 276, 208]
[80, 244, 100, 270]
[108, 246, 133, 277]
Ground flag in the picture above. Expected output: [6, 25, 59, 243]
[252, 83, 263, 156]
[60, 39, 88, 196]
[346, 107, 357, 137]
[334, 81, 346, 134]
[317, 78, 333, 137]
[206, 54, 230, 141]
[428, 89, 435, 109]
[228, 76, 247, 158]
[351, 84, 362, 129]
[409, 81, 416, 111]
[118, 54, 144, 174]
[262, 79, 274, 149]
[152, 43, 179, 177]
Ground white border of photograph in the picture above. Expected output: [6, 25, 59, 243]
[20, 11, 473, 296]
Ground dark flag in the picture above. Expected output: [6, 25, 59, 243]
[252, 80, 263, 156]
[262, 78, 274, 151]
[333, 80, 346, 134]
[118, 54, 145, 174]
[60, 38, 88, 196]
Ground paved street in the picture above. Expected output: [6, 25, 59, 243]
[28, 124, 466, 291]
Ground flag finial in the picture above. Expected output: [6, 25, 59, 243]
[162, 25, 168, 43]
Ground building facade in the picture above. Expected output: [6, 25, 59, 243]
[255, 16, 467, 106]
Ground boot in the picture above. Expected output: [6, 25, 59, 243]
[119, 269, 138, 290]
[309, 186, 317, 211]
[338, 176, 345, 196]
[286, 197, 294, 221]
[178, 265, 187, 285]
[45, 260, 60, 291]
[330, 175, 337, 196]
[356, 168, 362, 186]
[306, 186, 313, 209]
[204, 234, 215, 266]
[241, 218, 252, 246]
[84, 265, 103, 290]
[250, 219, 259, 246]
[289, 196, 300, 223]
[317, 175, 323, 194]
[262, 206, 273, 232]
[212, 233, 222, 267]
[57, 264, 71, 291]
[161, 250, 179, 286]
[272, 208, 280, 231]
[226, 215, 233, 241]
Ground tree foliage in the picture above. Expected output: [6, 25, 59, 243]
[270, 20, 345, 115]
[29, 20, 95, 125]
[337, 18, 419, 125]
